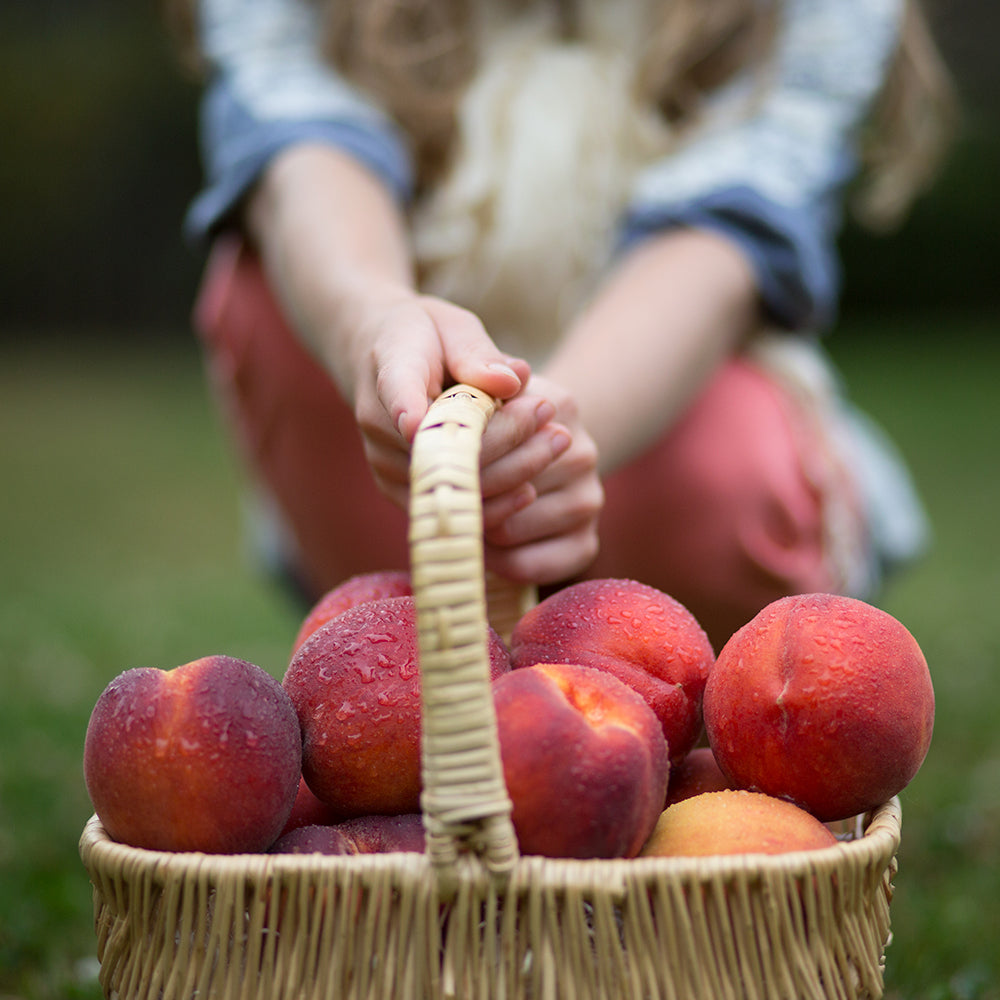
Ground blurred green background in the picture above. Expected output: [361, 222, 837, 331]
[1, 1, 998, 999]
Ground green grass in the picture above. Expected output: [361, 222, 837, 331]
[0, 335, 303, 999]
[826, 317, 1000, 1000]
[1, 322, 997, 999]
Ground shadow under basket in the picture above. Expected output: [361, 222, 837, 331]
[80, 385, 903, 1000]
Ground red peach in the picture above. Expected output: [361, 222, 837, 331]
[493, 663, 669, 859]
[639, 790, 839, 857]
[292, 570, 412, 654]
[278, 776, 345, 837]
[704, 593, 935, 822]
[283, 596, 510, 817]
[664, 746, 734, 806]
[510, 579, 714, 762]
[271, 824, 355, 856]
[270, 814, 426, 855]
[83, 655, 302, 853]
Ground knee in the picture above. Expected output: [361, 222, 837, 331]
[593, 359, 850, 649]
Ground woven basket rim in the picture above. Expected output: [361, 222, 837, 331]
[80, 796, 900, 886]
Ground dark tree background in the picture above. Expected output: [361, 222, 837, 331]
[1, 0, 997, 336]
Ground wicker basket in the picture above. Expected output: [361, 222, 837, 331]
[79, 384, 902, 1000]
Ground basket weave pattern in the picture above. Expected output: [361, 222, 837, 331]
[80, 385, 902, 1000]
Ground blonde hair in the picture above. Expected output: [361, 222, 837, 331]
[854, 1, 957, 229]
[163, 0, 956, 227]
[317, 0, 779, 188]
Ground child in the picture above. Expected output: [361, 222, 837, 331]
[169, 0, 953, 648]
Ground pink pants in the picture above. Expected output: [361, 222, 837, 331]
[194, 238, 854, 649]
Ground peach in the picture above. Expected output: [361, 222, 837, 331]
[270, 814, 426, 855]
[493, 663, 669, 859]
[639, 789, 838, 857]
[664, 746, 734, 806]
[83, 655, 302, 853]
[271, 824, 355, 856]
[278, 776, 345, 837]
[292, 570, 412, 654]
[703, 593, 935, 822]
[510, 579, 714, 762]
[283, 595, 511, 817]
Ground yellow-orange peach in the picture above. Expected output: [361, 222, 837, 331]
[510, 579, 714, 763]
[284, 595, 511, 817]
[83, 655, 302, 853]
[704, 593, 935, 822]
[639, 790, 838, 857]
[664, 746, 734, 807]
[493, 663, 669, 859]
[292, 570, 412, 655]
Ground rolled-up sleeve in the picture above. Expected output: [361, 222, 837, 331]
[622, 0, 904, 330]
[184, 0, 414, 244]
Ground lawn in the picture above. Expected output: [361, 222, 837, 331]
[1, 319, 997, 999]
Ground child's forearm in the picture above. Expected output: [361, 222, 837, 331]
[245, 143, 417, 404]
[243, 141, 540, 516]
[543, 228, 760, 474]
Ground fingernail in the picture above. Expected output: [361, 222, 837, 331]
[488, 362, 520, 382]
[513, 483, 536, 510]
[535, 400, 556, 426]
[549, 428, 571, 457]
[396, 411, 408, 436]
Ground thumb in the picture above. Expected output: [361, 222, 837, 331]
[425, 298, 530, 400]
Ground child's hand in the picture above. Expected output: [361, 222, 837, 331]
[345, 293, 601, 585]
[344, 292, 528, 504]
[482, 375, 603, 585]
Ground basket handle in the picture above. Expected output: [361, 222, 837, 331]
[409, 384, 532, 889]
